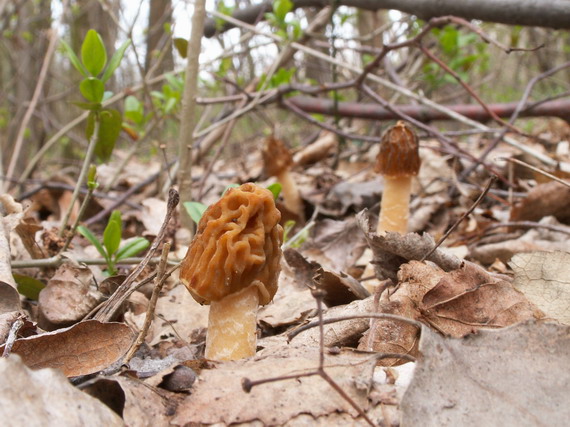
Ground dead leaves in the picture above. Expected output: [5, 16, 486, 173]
[401, 321, 570, 426]
[0, 320, 133, 377]
[0, 355, 123, 426]
[173, 345, 377, 426]
[359, 261, 543, 361]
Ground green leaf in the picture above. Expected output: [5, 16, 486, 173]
[79, 77, 104, 103]
[72, 101, 102, 111]
[115, 237, 150, 261]
[103, 217, 122, 256]
[87, 164, 98, 190]
[95, 108, 122, 162]
[266, 182, 282, 200]
[13, 273, 45, 300]
[173, 38, 188, 58]
[273, 0, 293, 22]
[77, 225, 107, 258]
[60, 39, 88, 77]
[124, 95, 143, 124]
[81, 29, 107, 76]
[101, 39, 130, 83]
[183, 201, 208, 224]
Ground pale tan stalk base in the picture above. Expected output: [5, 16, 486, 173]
[205, 284, 259, 361]
[378, 176, 412, 235]
[277, 170, 305, 222]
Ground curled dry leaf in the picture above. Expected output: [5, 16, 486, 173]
[401, 321, 570, 426]
[172, 345, 377, 426]
[38, 263, 102, 330]
[359, 261, 543, 363]
[0, 355, 123, 426]
[510, 181, 570, 223]
[357, 210, 461, 280]
[510, 251, 570, 325]
[0, 320, 134, 377]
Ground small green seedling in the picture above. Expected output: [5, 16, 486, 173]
[77, 210, 149, 276]
[61, 29, 131, 162]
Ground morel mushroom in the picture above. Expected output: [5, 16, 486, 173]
[179, 183, 283, 360]
[375, 121, 421, 234]
[263, 135, 305, 222]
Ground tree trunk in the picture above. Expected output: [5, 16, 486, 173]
[145, 0, 174, 76]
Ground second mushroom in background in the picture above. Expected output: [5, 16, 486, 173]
[376, 121, 421, 235]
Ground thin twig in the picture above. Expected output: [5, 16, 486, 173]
[123, 242, 173, 364]
[287, 313, 423, 341]
[484, 221, 570, 236]
[421, 175, 497, 262]
[2, 316, 24, 357]
[498, 157, 570, 189]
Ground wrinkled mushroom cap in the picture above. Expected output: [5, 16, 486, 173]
[179, 183, 283, 305]
[262, 135, 293, 177]
[375, 121, 421, 177]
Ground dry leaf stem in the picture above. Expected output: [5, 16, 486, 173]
[421, 175, 497, 261]
[123, 242, 173, 364]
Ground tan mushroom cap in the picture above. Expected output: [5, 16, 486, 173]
[179, 183, 283, 306]
[262, 135, 293, 177]
[375, 120, 421, 177]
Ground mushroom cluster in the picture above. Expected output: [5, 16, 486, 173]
[179, 183, 283, 360]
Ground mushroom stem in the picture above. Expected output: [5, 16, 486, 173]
[277, 170, 304, 221]
[377, 176, 413, 235]
[205, 284, 260, 361]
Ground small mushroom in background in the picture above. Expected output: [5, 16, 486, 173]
[375, 121, 421, 234]
[179, 183, 283, 361]
[262, 135, 305, 222]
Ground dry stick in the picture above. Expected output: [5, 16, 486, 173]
[177, 0, 206, 231]
[123, 242, 173, 364]
[484, 221, 570, 236]
[498, 157, 570, 189]
[59, 184, 95, 254]
[287, 313, 423, 341]
[93, 188, 179, 322]
[421, 175, 497, 262]
[83, 164, 170, 226]
[460, 60, 570, 179]
[2, 316, 25, 357]
[5, 19, 63, 192]
[11, 256, 176, 270]
[59, 119, 100, 236]
[243, 289, 376, 427]
[418, 44, 518, 133]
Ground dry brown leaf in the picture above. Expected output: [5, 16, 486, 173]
[510, 251, 570, 325]
[0, 355, 123, 426]
[138, 198, 167, 236]
[0, 320, 134, 377]
[290, 297, 375, 349]
[0, 282, 21, 316]
[319, 178, 382, 216]
[84, 375, 177, 427]
[470, 216, 570, 264]
[401, 321, 570, 426]
[357, 210, 461, 280]
[172, 344, 377, 426]
[38, 263, 102, 330]
[303, 217, 367, 273]
[359, 261, 543, 361]
[511, 181, 570, 223]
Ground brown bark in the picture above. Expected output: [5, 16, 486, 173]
[204, 0, 570, 37]
[145, 0, 174, 74]
[285, 96, 570, 123]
